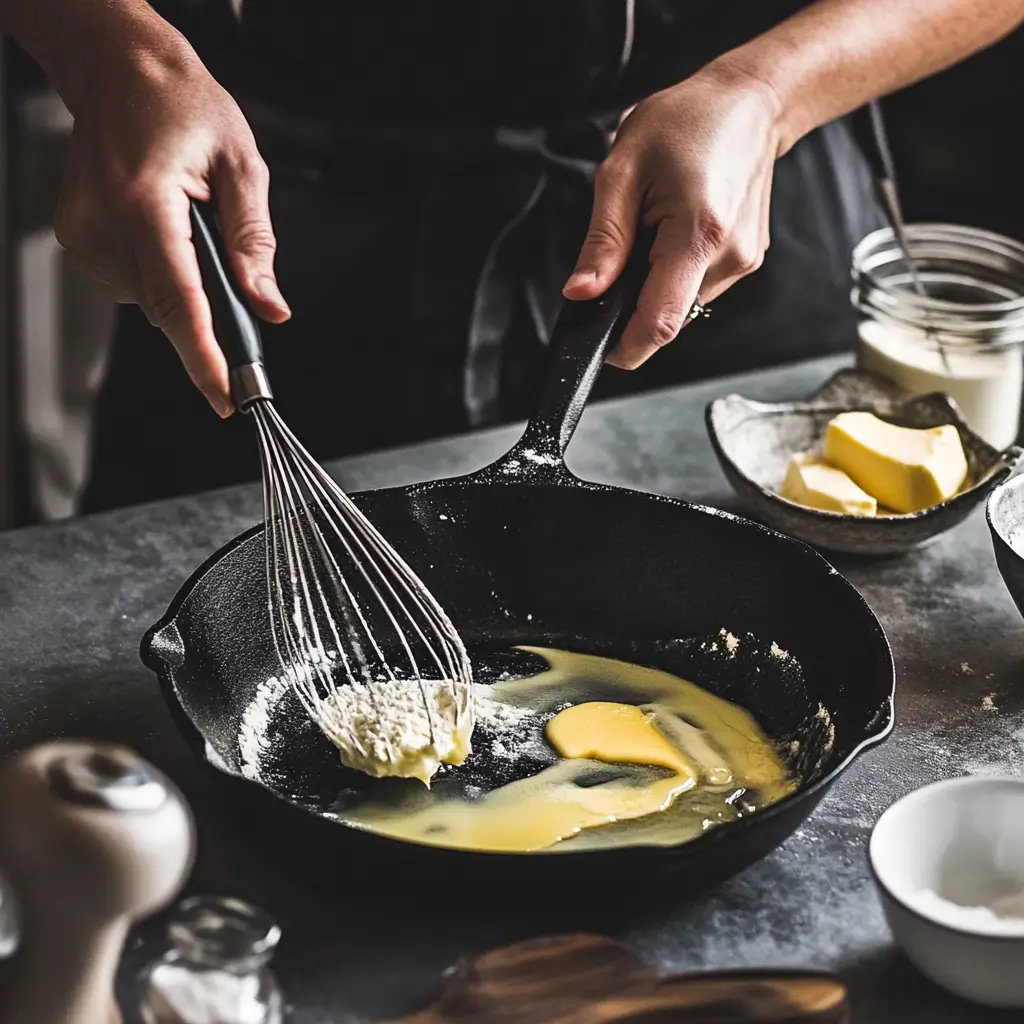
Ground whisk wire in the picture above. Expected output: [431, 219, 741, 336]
[255, 407, 386, 761]
[259, 404, 471, 731]
[251, 401, 473, 773]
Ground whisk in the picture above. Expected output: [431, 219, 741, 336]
[189, 201, 474, 784]
[853, 100, 952, 374]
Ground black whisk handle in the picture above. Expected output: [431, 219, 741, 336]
[189, 199, 272, 410]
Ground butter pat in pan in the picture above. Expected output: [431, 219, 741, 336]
[780, 452, 878, 516]
[825, 412, 968, 514]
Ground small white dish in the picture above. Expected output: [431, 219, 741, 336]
[988, 472, 1024, 624]
[869, 776, 1024, 1008]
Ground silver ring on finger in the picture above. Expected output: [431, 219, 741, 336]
[687, 300, 711, 322]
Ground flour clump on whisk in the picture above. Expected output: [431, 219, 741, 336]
[313, 668, 474, 785]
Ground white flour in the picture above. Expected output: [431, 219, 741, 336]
[911, 887, 1024, 936]
[475, 686, 531, 731]
[239, 672, 532, 780]
[315, 675, 472, 783]
[236, 650, 472, 784]
[703, 629, 791, 662]
[474, 684, 534, 762]
[239, 675, 289, 780]
[142, 963, 278, 1024]
[702, 629, 742, 657]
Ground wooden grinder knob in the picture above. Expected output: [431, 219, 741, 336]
[0, 741, 195, 1024]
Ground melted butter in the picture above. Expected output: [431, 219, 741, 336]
[341, 647, 797, 853]
[350, 758, 695, 853]
[546, 701, 694, 777]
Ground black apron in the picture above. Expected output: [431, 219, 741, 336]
[82, 1, 884, 512]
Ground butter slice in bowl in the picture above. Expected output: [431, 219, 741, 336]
[826, 412, 968, 515]
[706, 368, 1024, 556]
[780, 452, 877, 517]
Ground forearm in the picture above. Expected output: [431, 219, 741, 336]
[0, 0, 193, 115]
[708, 0, 1024, 154]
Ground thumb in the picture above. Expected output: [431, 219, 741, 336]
[563, 158, 640, 301]
[213, 150, 291, 323]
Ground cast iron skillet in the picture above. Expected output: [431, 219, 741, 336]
[142, 215, 895, 887]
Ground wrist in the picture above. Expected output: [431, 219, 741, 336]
[7, 0, 194, 117]
[700, 45, 806, 156]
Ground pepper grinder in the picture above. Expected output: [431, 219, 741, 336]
[0, 740, 196, 1024]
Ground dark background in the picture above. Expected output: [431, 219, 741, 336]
[0, 25, 1022, 530]
[885, 27, 1024, 243]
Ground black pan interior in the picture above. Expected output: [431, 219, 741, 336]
[145, 475, 893, 857]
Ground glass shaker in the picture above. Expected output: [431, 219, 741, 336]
[851, 223, 1024, 451]
[140, 896, 284, 1024]
[0, 867, 20, 959]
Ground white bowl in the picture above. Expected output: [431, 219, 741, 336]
[869, 776, 1024, 1008]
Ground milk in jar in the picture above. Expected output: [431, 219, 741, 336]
[851, 224, 1024, 451]
[857, 320, 1023, 450]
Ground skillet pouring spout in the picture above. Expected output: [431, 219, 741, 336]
[142, 237, 895, 886]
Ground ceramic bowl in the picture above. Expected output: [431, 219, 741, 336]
[869, 776, 1024, 1008]
[706, 369, 1024, 557]
[986, 472, 1024, 621]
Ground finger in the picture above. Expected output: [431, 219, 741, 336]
[563, 156, 640, 301]
[131, 188, 234, 417]
[607, 220, 707, 370]
[693, 165, 774, 305]
[213, 148, 290, 323]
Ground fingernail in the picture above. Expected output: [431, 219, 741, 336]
[563, 269, 597, 293]
[255, 275, 290, 313]
[211, 394, 235, 419]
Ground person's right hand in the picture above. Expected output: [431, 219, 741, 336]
[54, 33, 291, 416]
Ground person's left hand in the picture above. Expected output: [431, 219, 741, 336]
[563, 61, 785, 369]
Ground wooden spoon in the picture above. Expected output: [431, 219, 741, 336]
[384, 933, 848, 1024]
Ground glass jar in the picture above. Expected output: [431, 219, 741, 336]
[851, 223, 1024, 450]
[140, 896, 284, 1024]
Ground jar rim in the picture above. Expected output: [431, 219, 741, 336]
[853, 222, 1024, 319]
[169, 895, 282, 966]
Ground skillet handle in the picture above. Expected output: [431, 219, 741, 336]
[478, 228, 652, 482]
[517, 290, 628, 461]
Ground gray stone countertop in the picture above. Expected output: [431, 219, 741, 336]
[1, 353, 1022, 1022]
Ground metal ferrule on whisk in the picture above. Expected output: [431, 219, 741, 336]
[231, 364, 274, 410]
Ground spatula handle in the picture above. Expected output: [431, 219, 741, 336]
[189, 199, 273, 410]
[385, 933, 850, 1024]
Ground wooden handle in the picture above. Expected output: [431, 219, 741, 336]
[385, 934, 848, 1024]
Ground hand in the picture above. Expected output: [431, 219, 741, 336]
[54, 36, 290, 416]
[564, 62, 783, 370]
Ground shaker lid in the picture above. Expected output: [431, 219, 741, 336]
[46, 745, 169, 813]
